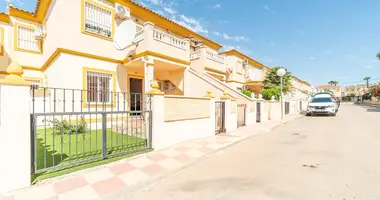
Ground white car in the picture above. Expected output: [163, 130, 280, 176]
[306, 97, 338, 116]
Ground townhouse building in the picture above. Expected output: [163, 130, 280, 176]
[290, 76, 312, 99]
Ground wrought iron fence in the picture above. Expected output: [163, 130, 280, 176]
[30, 87, 152, 174]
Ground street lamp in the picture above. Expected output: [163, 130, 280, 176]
[277, 68, 286, 120]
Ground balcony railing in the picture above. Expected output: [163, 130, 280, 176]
[190, 51, 201, 60]
[135, 30, 144, 42]
[153, 29, 188, 50]
[206, 51, 224, 64]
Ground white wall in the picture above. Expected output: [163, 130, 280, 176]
[0, 84, 31, 193]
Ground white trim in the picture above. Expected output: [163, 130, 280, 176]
[187, 68, 237, 99]
[203, 72, 254, 101]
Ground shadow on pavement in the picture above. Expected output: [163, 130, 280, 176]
[356, 103, 380, 112]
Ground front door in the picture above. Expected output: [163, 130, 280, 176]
[130, 78, 143, 113]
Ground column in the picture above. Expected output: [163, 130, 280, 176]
[144, 59, 154, 94]
[0, 61, 32, 193]
[146, 80, 165, 150]
[245, 102, 256, 125]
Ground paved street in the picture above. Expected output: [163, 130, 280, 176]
[121, 104, 380, 200]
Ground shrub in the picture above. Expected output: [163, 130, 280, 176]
[49, 116, 88, 135]
[242, 89, 252, 98]
[261, 88, 281, 100]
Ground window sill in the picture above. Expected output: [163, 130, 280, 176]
[15, 47, 42, 55]
[82, 30, 113, 41]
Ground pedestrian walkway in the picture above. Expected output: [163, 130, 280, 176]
[0, 114, 302, 200]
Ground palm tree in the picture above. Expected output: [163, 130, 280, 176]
[328, 80, 338, 86]
[363, 77, 371, 88]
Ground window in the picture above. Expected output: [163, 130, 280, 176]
[83, 0, 114, 39]
[236, 61, 243, 74]
[14, 23, 41, 53]
[86, 70, 114, 103]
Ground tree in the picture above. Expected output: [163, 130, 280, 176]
[262, 67, 292, 93]
[363, 77, 371, 88]
[377, 52, 380, 60]
[261, 88, 281, 100]
[328, 80, 338, 86]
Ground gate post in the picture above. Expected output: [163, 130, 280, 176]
[245, 102, 256, 125]
[0, 62, 32, 193]
[146, 81, 165, 150]
[220, 93, 236, 132]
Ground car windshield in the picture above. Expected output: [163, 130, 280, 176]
[311, 98, 333, 103]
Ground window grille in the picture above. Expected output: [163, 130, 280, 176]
[25, 79, 41, 89]
[86, 71, 113, 103]
[17, 25, 40, 52]
[84, 1, 113, 38]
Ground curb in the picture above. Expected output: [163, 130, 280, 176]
[99, 114, 303, 200]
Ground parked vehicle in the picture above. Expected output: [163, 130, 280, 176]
[314, 92, 340, 109]
[306, 97, 338, 116]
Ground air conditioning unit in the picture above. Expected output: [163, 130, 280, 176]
[34, 28, 45, 40]
[115, 3, 131, 20]
[243, 59, 249, 65]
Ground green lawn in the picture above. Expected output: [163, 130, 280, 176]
[33, 128, 148, 182]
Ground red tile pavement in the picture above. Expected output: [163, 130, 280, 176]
[91, 177, 125, 196]
[53, 177, 88, 194]
[109, 163, 136, 175]
[173, 154, 194, 164]
[147, 153, 167, 162]
[0, 134, 254, 200]
[197, 146, 214, 154]
[139, 163, 167, 176]
[174, 145, 191, 152]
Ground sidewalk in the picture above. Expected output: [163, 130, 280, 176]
[0, 114, 302, 200]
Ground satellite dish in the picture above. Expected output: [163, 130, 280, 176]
[113, 19, 136, 50]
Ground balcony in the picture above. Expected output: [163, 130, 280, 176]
[133, 22, 190, 63]
[244, 66, 265, 82]
[190, 47, 226, 76]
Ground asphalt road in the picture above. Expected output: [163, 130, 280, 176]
[122, 103, 380, 200]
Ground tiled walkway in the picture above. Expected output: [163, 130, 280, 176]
[0, 114, 301, 200]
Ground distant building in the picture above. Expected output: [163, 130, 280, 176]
[315, 85, 342, 98]
[343, 84, 371, 97]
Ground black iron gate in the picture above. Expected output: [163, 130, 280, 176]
[237, 104, 246, 127]
[285, 102, 290, 115]
[215, 101, 225, 134]
[30, 87, 152, 174]
[256, 102, 261, 123]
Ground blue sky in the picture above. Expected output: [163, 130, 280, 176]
[2, 0, 380, 87]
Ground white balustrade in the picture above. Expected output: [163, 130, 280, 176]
[190, 51, 201, 60]
[135, 30, 144, 42]
[206, 51, 224, 64]
[152, 29, 188, 50]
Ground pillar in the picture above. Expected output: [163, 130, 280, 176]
[0, 61, 32, 193]
[245, 102, 256, 125]
[143, 57, 154, 94]
[220, 92, 236, 132]
[146, 80, 165, 150]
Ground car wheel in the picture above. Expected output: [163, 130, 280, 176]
[306, 113, 311, 116]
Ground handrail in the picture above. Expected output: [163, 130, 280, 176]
[152, 28, 188, 50]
